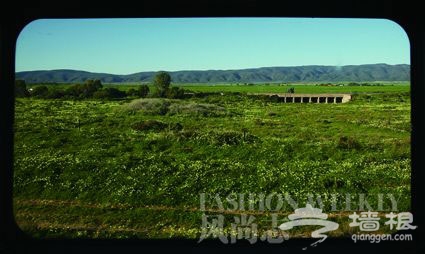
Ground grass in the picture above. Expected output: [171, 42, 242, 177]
[178, 83, 410, 94]
[27, 82, 410, 94]
[13, 84, 411, 240]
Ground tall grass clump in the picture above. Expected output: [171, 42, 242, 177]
[168, 102, 227, 117]
[126, 98, 170, 115]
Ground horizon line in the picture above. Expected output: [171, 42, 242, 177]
[15, 63, 410, 76]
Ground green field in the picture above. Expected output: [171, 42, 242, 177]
[28, 82, 410, 94]
[179, 83, 410, 94]
[13, 84, 411, 240]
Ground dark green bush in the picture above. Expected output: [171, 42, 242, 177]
[337, 136, 361, 150]
[212, 130, 259, 146]
[30, 86, 49, 98]
[126, 88, 138, 97]
[166, 87, 185, 99]
[93, 88, 126, 99]
[131, 120, 168, 131]
[15, 80, 30, 97]
[45, 89, 66, 99]
[137, 85, 150, 98]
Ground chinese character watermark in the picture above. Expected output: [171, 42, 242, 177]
[279, 204, 339, 249]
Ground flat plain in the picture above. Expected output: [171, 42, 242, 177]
[13, 83, 411, 239]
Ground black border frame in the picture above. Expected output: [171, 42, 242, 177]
[1, 0, 424, 253]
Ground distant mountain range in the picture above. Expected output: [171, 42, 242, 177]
[16, 64, 410, 83]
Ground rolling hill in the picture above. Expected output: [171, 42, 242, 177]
[16, 64, 410, 83]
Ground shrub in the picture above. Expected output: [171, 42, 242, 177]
[105, 88, 126, 98]
[126, 98, 170, 115]
[168, 102, 227, 116]
[65, 80, 103, 98]
[137, 85, 150, 98]
[93, 88, 126, 99]
[131, 120, 183, 133]
[153, 72, 171, 98]
[15, 80, 29, 97]
[92, 90, 109, 99]
[126, 88, 138, 97]
[45, 89, 66, 99]
[347, 82, 360, 86]
[166, 87, 185, 99]
[65, 84, 83, 97]
[126, 98, 230, 117]
[269, 95, 280, 102]
[170, 122, 183, 131]
[337, 136, 361, 150]
[132, 120, 168, 131]
[84, 79, 103, 97]
[30, 85, 49, 98]
[212, 130, 259, 146]
[214, 131, 242, 145]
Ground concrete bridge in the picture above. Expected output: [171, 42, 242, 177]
[252, 93, 352, 103]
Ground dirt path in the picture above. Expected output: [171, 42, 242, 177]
[14, 198, 359, 217]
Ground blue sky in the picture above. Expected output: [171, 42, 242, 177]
[15, 18, 410, 74]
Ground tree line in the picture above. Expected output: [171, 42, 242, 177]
[15, 72, 186, 99]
